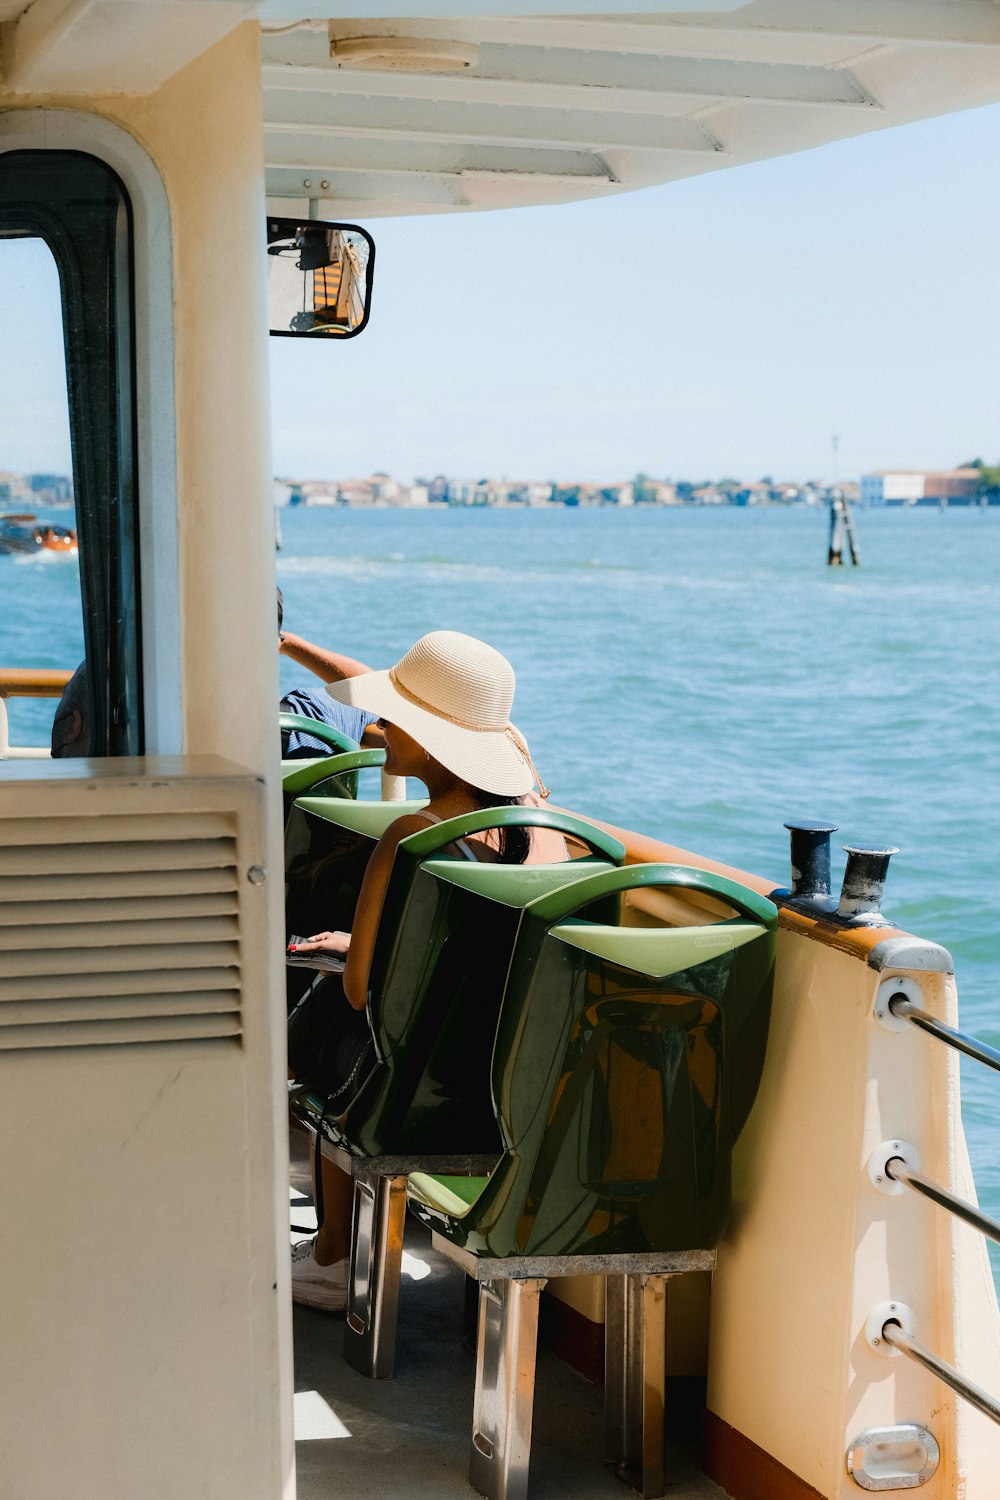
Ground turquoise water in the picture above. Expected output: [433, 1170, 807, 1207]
[4, 503, 999, 1269]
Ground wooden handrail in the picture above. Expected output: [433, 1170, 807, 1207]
[0, 668, 72, 700]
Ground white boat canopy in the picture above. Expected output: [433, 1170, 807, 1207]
[3, 2, 1000, 215]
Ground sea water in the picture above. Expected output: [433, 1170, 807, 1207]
[4, 503, 999, 1274]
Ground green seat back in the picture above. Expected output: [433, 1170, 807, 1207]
[280, 711, 362, 756]
[284, 794, 427, 1012]
[412, 864, 777, 1258]
[329, 807, 627, 1157]
[281, 745, 386, 811]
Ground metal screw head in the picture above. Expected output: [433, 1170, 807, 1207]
[874, 1174, 883, 1184]
[320, 179, 330, 190]
[247, 865, 267, 886]
[303, 178, 312, 189]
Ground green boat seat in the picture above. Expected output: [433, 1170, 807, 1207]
[282, 744, 385, 813]
[281, 712, 359, 816]
[326, 806, 626, 1160]
[287, 805, 626, 1381]
[404, 863, 776, 1500]
[284, 791, 427, 1012]
[280, 710, 361, 756]
[407, 862, 777, 1259]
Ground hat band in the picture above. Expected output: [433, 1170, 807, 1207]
[387, 666, 550, 799]
[388, 666, 508, 733]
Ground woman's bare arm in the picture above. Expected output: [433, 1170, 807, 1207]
[293, 812, 432, 1010]
[279, 631, 371, 683]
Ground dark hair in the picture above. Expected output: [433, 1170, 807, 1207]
[468, 788, 530, 865]
[51, 660, 91, 758]
[276, 586, 284, 631]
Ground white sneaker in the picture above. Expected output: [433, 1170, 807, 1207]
[291, 1238, 349, 1313]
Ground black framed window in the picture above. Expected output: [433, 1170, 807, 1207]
[0, 150, 141, 756]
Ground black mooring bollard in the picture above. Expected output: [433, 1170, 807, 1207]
[783, 821, 839, 900]
[838, 844, 900, 920]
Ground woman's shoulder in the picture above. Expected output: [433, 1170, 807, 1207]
[521, 794, 570, 864]
[379, 810, 440, 845]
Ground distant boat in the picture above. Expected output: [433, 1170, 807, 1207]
[0, 513, 78, 556]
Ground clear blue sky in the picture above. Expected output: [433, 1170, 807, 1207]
[270, 101, 1000, 484]
[5, 101, 1000, 485]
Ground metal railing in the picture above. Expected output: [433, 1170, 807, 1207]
[0, 667, 70, 759]
[881, 1321, 1000, 1427]
[876, 985, 1000, 1428]
[890, 993, 1000, 1075]
[885, 1155, 1000, 1249]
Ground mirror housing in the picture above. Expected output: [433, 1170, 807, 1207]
[267, 218, 375, 339]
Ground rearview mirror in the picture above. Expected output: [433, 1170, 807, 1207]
[267, 218, 375, 338]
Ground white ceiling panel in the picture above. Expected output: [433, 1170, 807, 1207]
[260, 4, 1000, 218]
[5, 0, 1000, 206]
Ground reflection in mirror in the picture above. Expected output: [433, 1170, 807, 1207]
[267, 218, 375, 339]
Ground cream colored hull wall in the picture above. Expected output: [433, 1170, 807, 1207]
[708, 933, 1000, 1498]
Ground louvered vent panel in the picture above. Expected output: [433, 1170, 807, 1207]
[0, 812, 243, 1050]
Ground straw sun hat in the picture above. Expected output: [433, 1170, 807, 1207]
[324, 631, 547, 799]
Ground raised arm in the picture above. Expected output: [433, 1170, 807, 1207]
[278, 631, 372, 683]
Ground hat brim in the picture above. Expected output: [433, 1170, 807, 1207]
[325, 671, 535, 797]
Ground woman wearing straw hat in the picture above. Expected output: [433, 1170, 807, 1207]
[287, 630, 562, 1310]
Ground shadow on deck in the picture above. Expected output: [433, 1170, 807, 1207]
[289, 1142, 730, 1500]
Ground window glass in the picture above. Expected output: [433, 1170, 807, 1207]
[0, 236, 83, 754]
[0, 151, 141, 760]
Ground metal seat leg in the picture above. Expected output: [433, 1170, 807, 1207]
[605, 1272, 668, 1498]
[343, 1172, 406, 1379]
[469, 1277, 546, 1500]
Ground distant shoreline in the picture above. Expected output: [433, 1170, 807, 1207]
[275, 498, 999, 514]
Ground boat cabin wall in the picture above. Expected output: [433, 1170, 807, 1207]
[0, 29, 293, 1500]
[0, 23, 279, 772]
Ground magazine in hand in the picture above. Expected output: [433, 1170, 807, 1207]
[285, 935, 346, 974]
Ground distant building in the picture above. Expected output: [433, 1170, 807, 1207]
[2, 471, 65, 505]
[29, 473, 72, 503]
[734, 482, 772, 506]
[370, 473, 401, 503]
[861, 469, 980, 506]
[337, 482, 373, 506]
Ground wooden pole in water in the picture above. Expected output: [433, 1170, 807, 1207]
[827, 491, 860, 566]
[828, 494, 844, 565]
[844, 497, 859, 564]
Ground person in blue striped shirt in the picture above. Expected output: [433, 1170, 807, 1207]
[277, 588, 383, 757]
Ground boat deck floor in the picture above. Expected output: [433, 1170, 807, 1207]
[289, 1141, 731, 1500]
